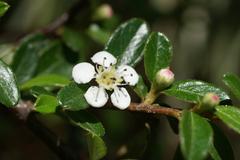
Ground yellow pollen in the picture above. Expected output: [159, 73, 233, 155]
[96, 66, 122, 90]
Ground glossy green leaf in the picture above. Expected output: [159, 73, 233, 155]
[215, 105, 240, 134]
[57, 83, 88, 111]
[210, 123, 234, 160]
[20, 74, 70, 90]
[133, 75, 148, 100]
[164, 80, 230, 103]
[11, 34, 48, 84]
[30, 86, 52, 98]
[35, 94, 58, 113]
[144, 32, 173, 82]
[0, 1, 9, 17]
[223, 73, 240, 100]
[61, 27, 87, 60]
[180, 111, 213, 160]
[66, 111, 105, 137]
[105, 18, 149, 66]
[87, 135, 107, 160]
[36, 40, 72, 77]
[0, 60, 19, 107]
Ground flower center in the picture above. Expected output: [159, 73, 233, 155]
[95, 66, 123, 90]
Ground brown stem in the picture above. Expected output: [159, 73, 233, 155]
[127, 103, 182, 119]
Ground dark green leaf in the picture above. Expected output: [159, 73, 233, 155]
[57, 83, 88, 111]
[11, 34, 48, 84]
[105, 18, 149, 66]
[180, 111, 213, 160]
[215, 105, 240, 134]
[66, 111, 105, 137]
[35, 94, 58, 114]
[223, 73, 240, 100]
[30, 86, 53, 98]
[0, 1, 9, 17]
[61, 27, 87, 60]
[36, 40, 72, 77]
[164, 80, 230, 103]
[144, 32, 173, 82]
[87, 135, 107, 160]
[133, 75, 148, 100]
[0, 60, 19, 107]
[210, 123, 234, 160]
[20, 74, 70, 90]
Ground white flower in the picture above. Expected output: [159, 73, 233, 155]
[72, 51, 139, 110]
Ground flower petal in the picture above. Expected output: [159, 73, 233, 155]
[72, 62, 96, 84]
[110, 87, 130, 110]
[84, 86, 108, 108]
[117, 65, 139, 86]
[91, 51, 117, 67]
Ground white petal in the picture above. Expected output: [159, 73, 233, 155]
[91, 51, 117, 67]
[72, 62, 96, 84]
[84, 86, 108, 108]
[110, 87, 130, 110]
[117, 65, 139, 86]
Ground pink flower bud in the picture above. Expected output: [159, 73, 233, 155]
[93, 4, 113, 20]
[202, 93, 220, 107]
[155, 68, 174, 88]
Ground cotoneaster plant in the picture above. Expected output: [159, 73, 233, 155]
[1, 5, 240, 159]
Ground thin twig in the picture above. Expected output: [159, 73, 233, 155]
[128, 103, 182, 119]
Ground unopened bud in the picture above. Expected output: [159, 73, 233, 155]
[93, 4, 113, 20]
[202, 93, 220, 108]
[155, 68, 174, 89]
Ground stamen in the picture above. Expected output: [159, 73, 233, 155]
[95, 87, 100, 102]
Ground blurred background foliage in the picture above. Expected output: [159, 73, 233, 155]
[0, 0, 240, 159]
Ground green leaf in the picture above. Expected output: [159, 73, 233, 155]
[215, 105, 240, 134]
[0, 60, 19, 107]
[144, 32, 173, 82]
[105, 18, 149, 66]
[0, 1, 9, 17]
[30, 86, 53, 98]
[87, 135, 107, 160]
[11, 34, 48, 84]
[164, 80, 230, 103]
[20, 74, 70, 90]
[35, 94, 58, 114]
[133, 75, 148, 100]
[66, 111, 105, 137]
[57, 83, 88, 111]
[61, 27, 87, 60]
[223, 73, 240, 100]
[36, 40, 72, 77]
[180, 111, 213, 160]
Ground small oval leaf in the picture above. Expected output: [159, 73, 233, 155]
[105, 18, 149, 66]
[164, 80, 230, 103]
[223, 73, 240, 100]
[180, 111, 213, 160]
[66, 111, 105, 137]
[35, 94, 58, 114]
[144, 32, 173, 82]
[0, 1, 9, 17]
[0, 60, 19, 107]
[57, 83, 89, 111]
[20, 74, 70, 90]
[215, 105, 240, 134]
[87, 135, 107, 160]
